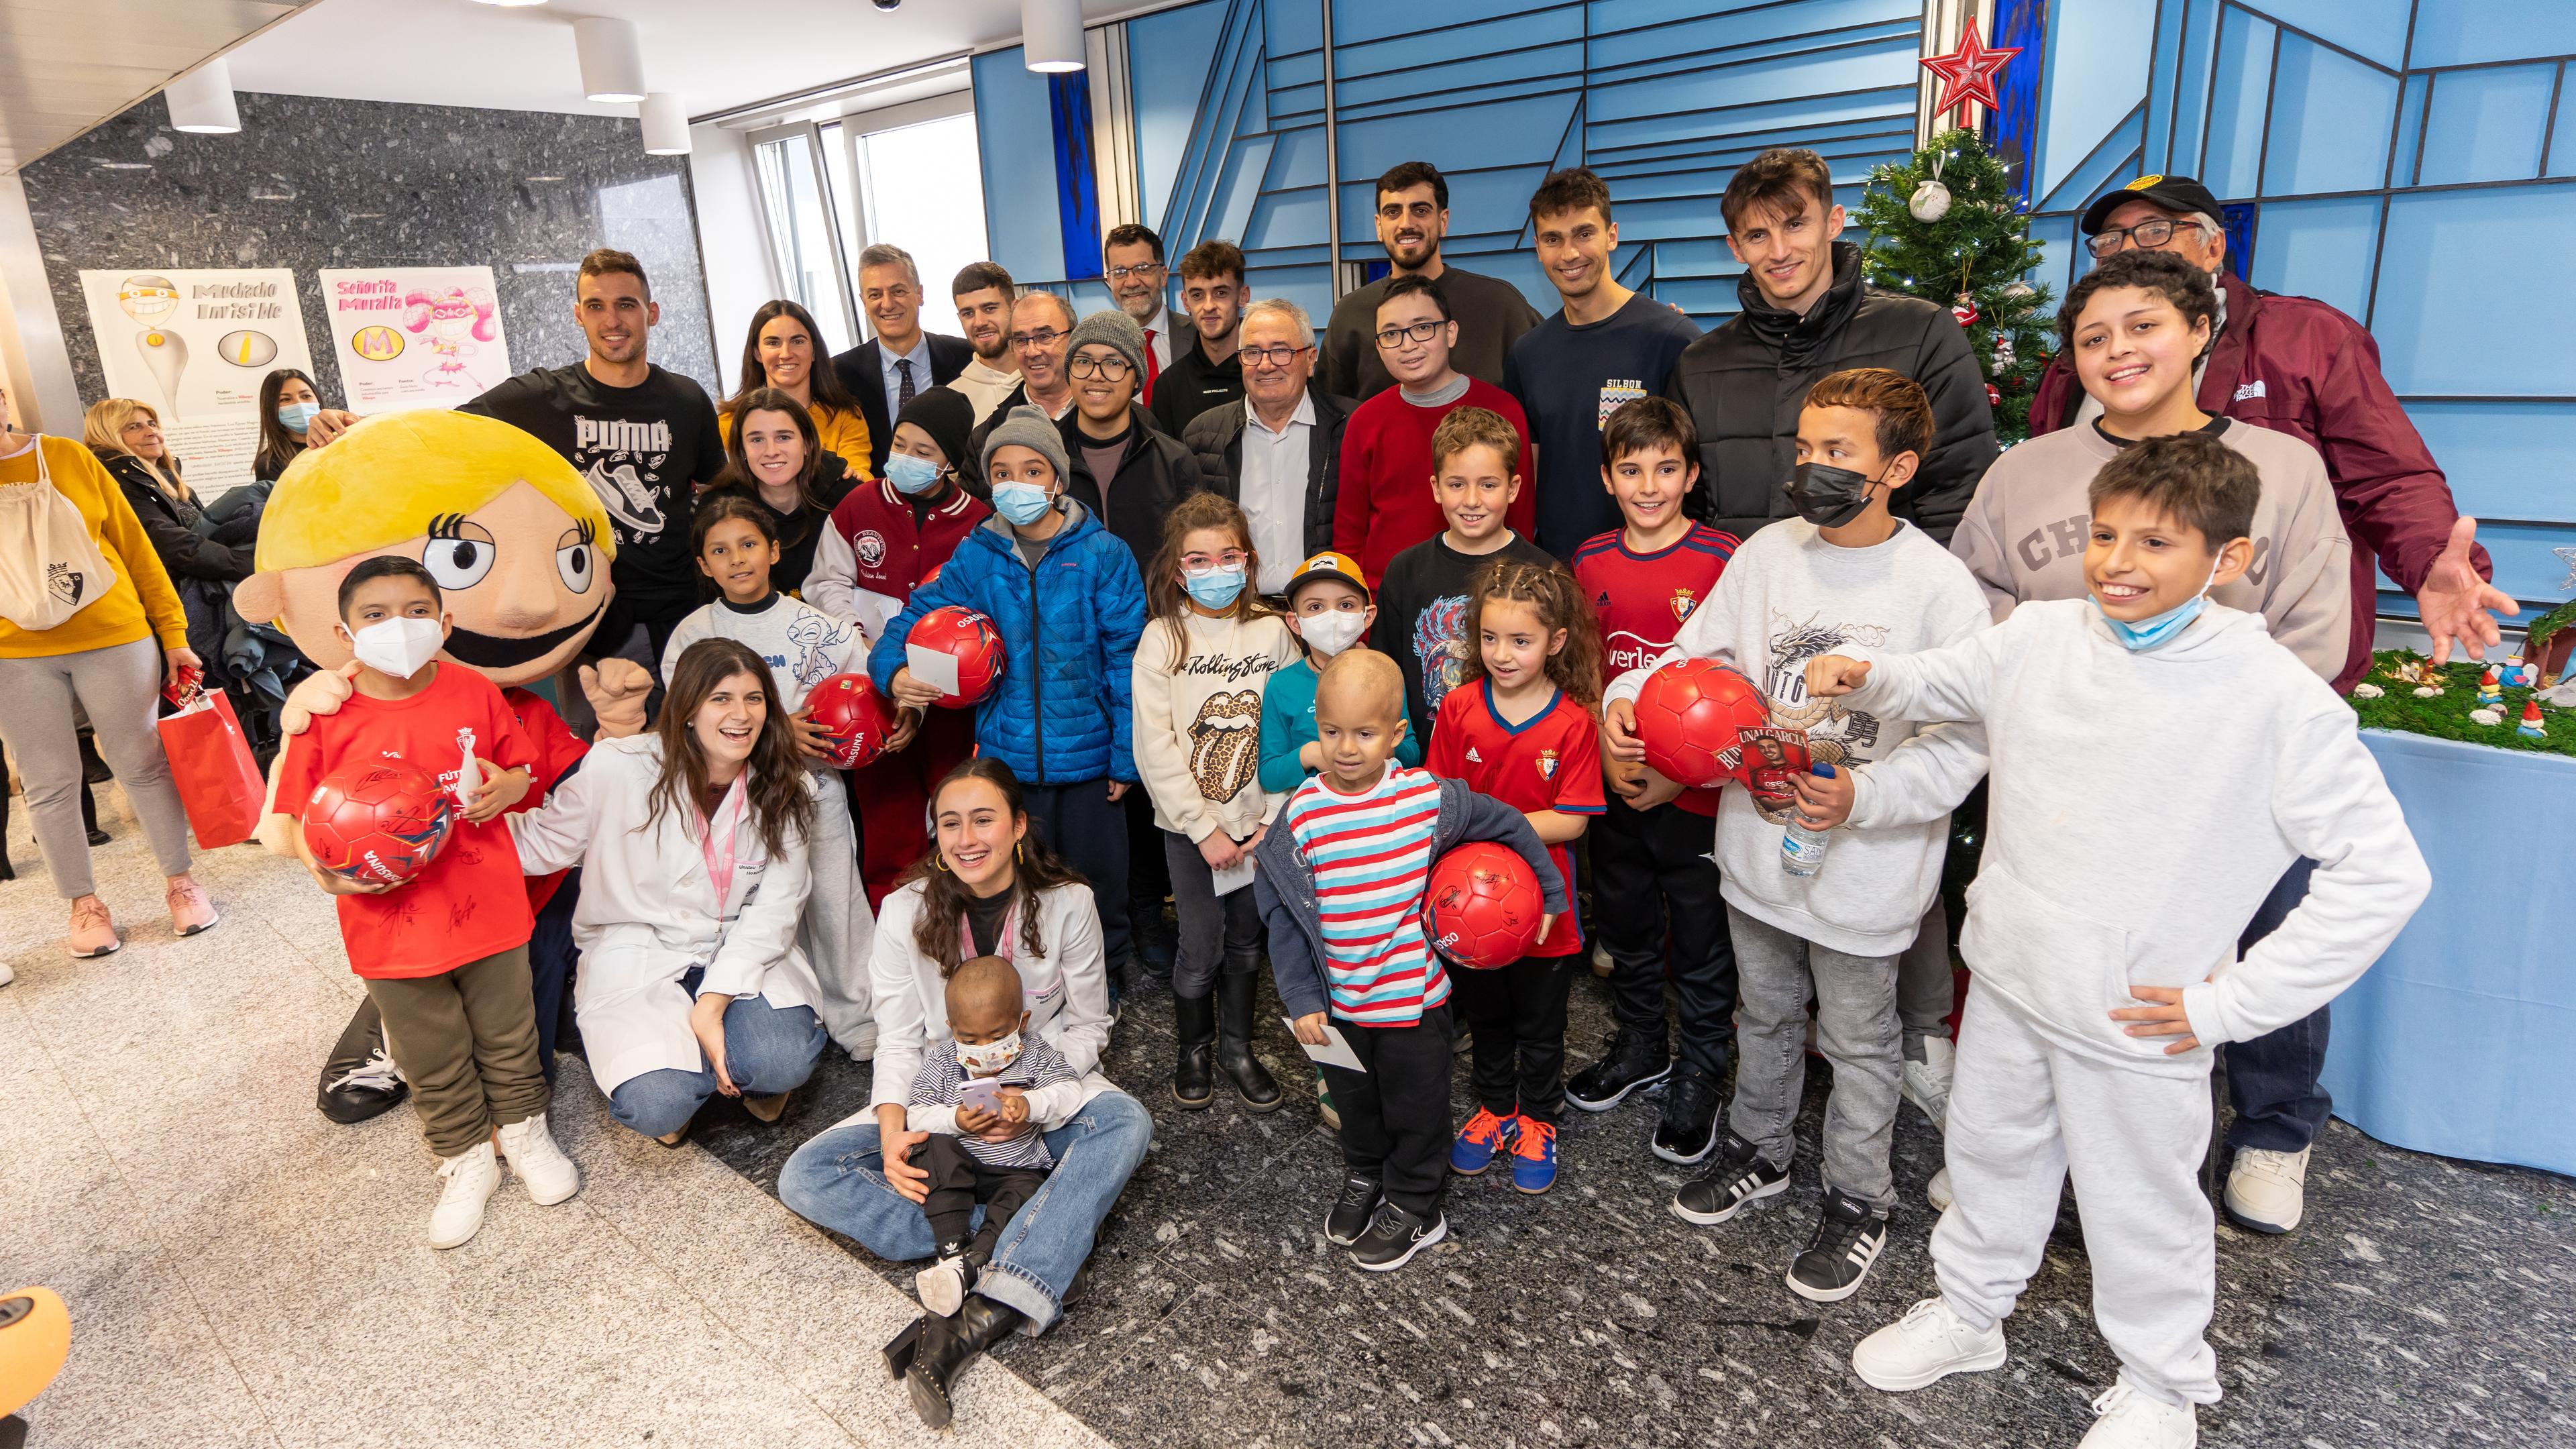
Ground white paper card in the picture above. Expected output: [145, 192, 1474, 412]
[1287, 1017, 1364, 1073]
[907, 644, 961, 696]
[1212, 856, 1256, 896]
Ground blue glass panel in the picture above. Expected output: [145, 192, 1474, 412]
[2202, 8, 2276, 199]
[2246, 195, 2380, 319]
[2374, 185, 2576, 395]
[2262, 35, 2399, 195]
[1589, 87, 1918, 153]
[1129, 0, 1233, 238]
[2037, 0, 2155, 201]
[1268, 51, 1324, 89]
[1334, 96, 1582, 186]
[2407, 0, 2576, 70]
[1208, 135, 1277, 244]
[1330, 0, 1567, 49]
[1270, 83, 1326, 121]
[1268, 125, 1327, 189]
[1650, 237, 1736, 277]
[2419, 63, 2553, 186]
[1586, 38, 1917, 121]
[2551, 67, 2576, 176]
[2167, 0, 2223, 174]
[2390, 72, 2430, 187]
[2245, 0, 2412, 70]
[2453, 522, 2576, 604]
[973, 48, 1065, 283]
[1336, 44, 1584, 113]
[2145, 0, 2191, 170]
[2025, 212, 2078, 297]
[2406, 402, 2576, 525]
[2037, 107, 2143, 213]
[1591, 8, 1913, 75]
[1264, 0, 1322, 56]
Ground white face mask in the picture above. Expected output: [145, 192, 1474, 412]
[348, 616, 445, 678]
[955, 1030, 1022, 1075]
[1297, 610, 1367, 657]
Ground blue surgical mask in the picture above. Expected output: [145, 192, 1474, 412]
[884, 452, 944, 496]
[277, 401, 321, 433]
[1183, 566, 1246, 610]
[2095, 561, 2221, 652]
[991, 480, 1054, 526]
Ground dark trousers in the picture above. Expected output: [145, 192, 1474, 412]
[1326, 1004, 1454, 1216]
[366, 946, 549, 1158]
[917, 1131, 1051, 1259]
[1593, 790, 1739, 1083]
[1455, 954, 1578, 1123]
[1163, 829, 1261, 1000]
[1126, 788, 1172, 940]
[2224, 857, 2332, 1153]
[1022, 780, 1130, 979]
[529, 868, 583, 1085]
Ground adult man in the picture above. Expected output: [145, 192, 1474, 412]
[1103, 223, 1177, 400]
[1504, 166, 1703, 560]
[1183, 299, 1354, 595]
[963, 290, 1077, 489]
[1323, 162, 1543, 400]
[2027, 173, 2514, 1238]
[950, 261, 1022, 424]
[1148, 239, 1248, 437]
[1664, 147, 1995, 543]
[831, 243, 971, 473]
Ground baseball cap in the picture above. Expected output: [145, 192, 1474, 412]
[2080, 174, 2226, 235]
[1285, 550, 1369, 603]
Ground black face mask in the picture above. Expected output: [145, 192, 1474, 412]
[1784, 462, 1883, 528]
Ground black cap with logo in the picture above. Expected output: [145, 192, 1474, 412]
[2080, 174, 2226, 235]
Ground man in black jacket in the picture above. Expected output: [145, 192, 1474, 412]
[1059, 309, 1206, 568]
[831, 242, 973, 474]
[1322, 161, 1542, 401]
[1664, 148, 1996, 544]
[1183, 299, 1352, 597]
[1148, 239, 1249, 438]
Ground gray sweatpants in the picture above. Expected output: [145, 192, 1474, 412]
[1725, 903, 1902, 1211]
[0, 637, 193, 897]
[800, 773, 876, 1057]
[1931, 989, 2220, 1407]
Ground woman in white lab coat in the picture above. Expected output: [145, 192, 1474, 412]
[508, 637, 828, 1144]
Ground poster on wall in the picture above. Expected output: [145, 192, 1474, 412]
[316, 266, 514, 415]
[76, 268, 317, 496]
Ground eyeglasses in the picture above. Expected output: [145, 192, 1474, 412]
[2088, 217, 2204, 258]
[1241, 343, 1313, 369]
[1373, 319, 1447, 350]
[1181, 550, 1250, 575]
[1069, 354, 1133, 380]
[1008, 328, 1067, 350]
[1105, 264, 1165, 281]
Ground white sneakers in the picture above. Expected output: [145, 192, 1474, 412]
[1901, 1035, 1955, 1132]
[1927, 1165, 1955, 1212]
[915, 1255, 971, 1317]
[496, 1111, 582, 1205]
[1851, 1297, 2008, 1391]
[2223, 1146, 2308, 1234]
[2080, 1383, 2197, 1446]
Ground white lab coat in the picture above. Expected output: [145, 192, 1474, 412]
[507, 735, 823, 1096]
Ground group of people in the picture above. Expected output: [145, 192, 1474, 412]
[0, 142, 2516, 1444]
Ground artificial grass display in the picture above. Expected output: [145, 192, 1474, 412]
[2349, 650, 2573, 760]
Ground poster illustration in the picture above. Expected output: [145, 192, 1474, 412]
[317, 266, 513, 415]
[77, 268, 317, 496]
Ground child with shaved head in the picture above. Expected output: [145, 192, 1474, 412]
[905, 955, 1086, 1316]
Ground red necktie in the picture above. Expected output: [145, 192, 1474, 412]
[1142, 328, 1161, 405]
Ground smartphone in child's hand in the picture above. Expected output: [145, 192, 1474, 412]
[958, 1078, 1007, 1115]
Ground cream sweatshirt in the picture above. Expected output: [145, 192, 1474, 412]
[1132, 610, 1299, 843]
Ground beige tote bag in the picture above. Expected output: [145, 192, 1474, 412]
[0, 437, 119, 632]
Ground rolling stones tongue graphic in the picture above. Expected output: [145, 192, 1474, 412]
[1188, 690, 1264, 804]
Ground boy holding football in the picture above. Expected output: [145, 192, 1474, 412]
[280, 555, 576, 1249]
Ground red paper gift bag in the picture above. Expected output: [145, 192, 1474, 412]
[156, 690, 267, 849]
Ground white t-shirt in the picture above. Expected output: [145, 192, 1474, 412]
[661, 592, 869, 712]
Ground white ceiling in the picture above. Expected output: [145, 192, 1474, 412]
[0, 0, 307, 172]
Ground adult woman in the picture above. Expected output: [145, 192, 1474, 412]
[778, 758, 1151, 1422]
[84, 400, 252, 676]
[507, 638, 829, 1142]
[254, 369, 323, 483]
[0, 382, 217, 955]
[707, 388, 858, 596]
[724, 300, 873, 468]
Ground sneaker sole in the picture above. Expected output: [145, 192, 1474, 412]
[1171, 1085, 1214, 1110]
[916, 1266, 967, 1317]
[1450, 1154, 1500, 1176]
[1354, 1216, 1447, 1272]
[1650, 1114, 1723, 1167]
[1852, 1337, 2008, 1392]
[1787, 1254, 1878, 1303]
[1564, 1063, 1670, 1113]
[1512, 1171, 1555, 1195]
[68, 938, 120, 959]
[510, 1168, 581, 1207]
[1898, 1077, 1947, 1134]
[174, 914, 220, 937]
[2222, 1201, 2299, 1235]
[1668, 1173, 1788, 1226]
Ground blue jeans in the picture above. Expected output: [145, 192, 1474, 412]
[777, 1088, 1152, 1334]
[607, 977, 828, 1138]
[2224, 857, 2332, 1153]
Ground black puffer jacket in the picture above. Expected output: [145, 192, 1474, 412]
[1181, 383, 1353, 568]
[1059, 405, 1206, 567]
[95, 451, 254, 583]
[1663, 240, 1996, 544]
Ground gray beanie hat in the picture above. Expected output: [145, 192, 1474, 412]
[981, 403, 1071, 483]
[1067, 309, 1148, 384]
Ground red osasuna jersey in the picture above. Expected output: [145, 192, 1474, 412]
[1572, 524, 1739, 817]
[1428, 680, 1605, 957]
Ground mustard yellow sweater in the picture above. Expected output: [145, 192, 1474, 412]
[718, 400, 874, 478]
[0, 435, 189, 659]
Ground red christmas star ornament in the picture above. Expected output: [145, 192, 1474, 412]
[1922, 26, 2021, 121]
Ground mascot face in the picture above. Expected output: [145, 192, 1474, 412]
[235, 410, 615, 688]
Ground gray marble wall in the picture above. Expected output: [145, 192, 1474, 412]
[19, 91, 720, 408]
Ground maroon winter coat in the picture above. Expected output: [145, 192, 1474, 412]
[2029, 268, 2489, 692]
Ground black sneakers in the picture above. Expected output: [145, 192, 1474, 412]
[1350, 1201, 1446, 1271]
[1325, 1174, 1383, 1246]
[1651, 1071, 1724, 1165]
[1670, 1132, 1789, 1226]
[1564, 1028, 1670, 1112]
[1788, 1188, 1891, 1303]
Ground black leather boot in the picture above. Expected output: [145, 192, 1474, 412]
[881, 1311, 938, 1381]
[1215, 967, 1282, 1112]
[317, 998, 407, 1124]
[905, 1295, 1023, 1429]
[1173, 991, 1216, 1108]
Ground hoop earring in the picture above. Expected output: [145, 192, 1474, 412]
[934, 853, 951, 873]
[1016, 842, 1025, 864]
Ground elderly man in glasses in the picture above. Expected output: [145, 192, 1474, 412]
[962, 291, 1079, 489]
[1181, 299, 1358, 600]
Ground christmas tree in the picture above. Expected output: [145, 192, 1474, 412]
[1855, 128, 2054, 441]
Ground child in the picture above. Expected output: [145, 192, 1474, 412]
[1253, 649, 1568, 1272]
[1564, 398, 1743, 1165]
[1426, 561, 1604, 1193]
[873, 405, 1148, 994]
[1132, 493, 1299, 1110]
[1257, 550, 1424, 797]
[278, 555, 578, 1248]
[906, 955, 1087, 1318]
[1368, 406, 1554, 753]
[1602, 368, 1988, 1302]
[1819, 431, 2427, 1448]
[663, 493, 877, 1061]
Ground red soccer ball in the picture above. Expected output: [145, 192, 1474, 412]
[301, 759, 456, 885]
[906, 606, 1006, 708]
[1421, 842, 1547, 970]
[804, 672, 895, 769]
[1633, 657, 1767, 788]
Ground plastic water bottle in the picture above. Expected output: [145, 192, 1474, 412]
[1780, 762, 1836, 877]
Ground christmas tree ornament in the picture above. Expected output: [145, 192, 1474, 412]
[1985, 382, 2001, 409]
[1951, 294, 1979, 327]
[1993, 332, 2016, 369]
[1920, 26, 2022, 121]
[1909, 178, 1952, 222]
[2002, 281, 2035, 301]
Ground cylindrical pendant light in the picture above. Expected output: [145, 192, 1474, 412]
[1022, 0, 1085, 72]
[164, 59, 241, 134]
[640, 93, 691, 156]
[574, 17, 648, 103]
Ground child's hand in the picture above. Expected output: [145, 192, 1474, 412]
[1106, 780, 1131, 802]
[282, 661, 359, 735]
[1601, 698, 1646, 763]
[1614, 763, 1686, 811]
[1291, 1012, 1330, 1047]
[954, 1100, 1000, 1134]
[690, 991, 740, 1095]
[307, 860, 392, 896]
[788, 708, 839, 762]
[1536, 914, 1558, 945]
[884, 706, 922, 753]
[458, 763, 528, 824]
[1790, 765, 1854, 830]
[580, 659, 654, 738]
[1804, 655, 1872, 698]
[2110, 985, 2202, 1055]
[888, 666, 944, 710]
[998, 1087, 1030, 1127]
[1198, 831, 1242, 871]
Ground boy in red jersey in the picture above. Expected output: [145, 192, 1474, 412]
[1565, 398, 1743, 1165]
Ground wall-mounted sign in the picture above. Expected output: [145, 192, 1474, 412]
[317, 266, 515, 415]
[76, 267, 317, 495]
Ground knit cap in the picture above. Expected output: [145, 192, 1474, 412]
[981, 403, 1071, 482]
[1067, 309, 1148, 382]
[895, 386, 975, 471]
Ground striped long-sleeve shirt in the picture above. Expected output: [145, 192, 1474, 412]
[906, 1038, 1083, 1170]
[1280, 765, 1447, 1025]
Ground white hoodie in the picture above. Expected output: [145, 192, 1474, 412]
[1843, 598, 2428, 1077]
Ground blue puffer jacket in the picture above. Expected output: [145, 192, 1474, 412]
[868, 498, 1145, 786]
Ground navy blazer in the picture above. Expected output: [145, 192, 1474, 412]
[830, 332, 974, 472]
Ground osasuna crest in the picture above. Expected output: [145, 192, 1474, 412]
[854, 530, 888, 568]
[1537, 747, 1560, 780]
[46, 562, 83, 608]
[1669, 586, 1698, 622]
[1597, 378, 1648, 426]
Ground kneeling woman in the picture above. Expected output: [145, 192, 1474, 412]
[509, 639, 829, 1141]
[779, 757, 1151, 1426]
